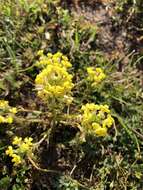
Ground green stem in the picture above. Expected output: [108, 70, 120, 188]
[112, 113, 140, 152]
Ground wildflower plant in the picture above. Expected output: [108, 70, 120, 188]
[5, 136, 33, 166]
[81, 103, 114, 137]
[0, 100, 17, 124]
[0, 0, 142, 188]
[2, 51, 115, 189]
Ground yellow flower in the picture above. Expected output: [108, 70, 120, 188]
[5, 146, 14, 156]
[61, 60, 72, 68]
[53, 52, 62, 58]
[20, 143, 29, 152]
[35, 64, 74, 103]
[81, 103, 100, 112]
[62, 55, 68, 61]
[0, 101, 17, 124]
[0, 115, 15, 124]
[0, 100, 8, 108]
[20, 138, 33, 153]
[100, 105, 110, 113]
[92, 122, 101, 130]
[24, 137, 33, 146]
[87, 67, 106, 87]
[37, 50, 44, 56]
[95, 68, 104, 73]
[12, 136, 22, 145]
[102, 115, 114, 128]
[95, 127, 107, 137]
[9, 107, 17, 114]
[6, 116, 13, 124]
[47, 53, 53, 58]
[11, 154, 21, 165]
[36, 52, 71, 69]
[35, 52, 73, 105]
[81, 103, 114, 136]
[5, 136, 33, 166]
[0, 115, 5, 123]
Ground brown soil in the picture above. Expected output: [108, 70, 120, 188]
[63, 0, 143, 69]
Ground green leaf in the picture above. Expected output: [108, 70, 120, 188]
[0, 176, 11, 189]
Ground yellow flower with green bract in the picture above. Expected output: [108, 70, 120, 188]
[81, 103, 114, 137]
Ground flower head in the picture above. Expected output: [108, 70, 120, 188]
[5, 146, 14, 156]
[12, 136, 22, 145]
[81, 103, 114, 137]
[35, 64, 74, 104]
[0, 100, 9, 108]
[0, 115, 5, 123]
[9, 107, 17, 114]
[24, 137, 33, 146]
[11, 154, 21, 166]
[36, 52, 72, 69]
[87, 67, 106, 87]
[5, 136, 33, 166]
[6, 116, 13, 124]
[94, 127, 107, 137]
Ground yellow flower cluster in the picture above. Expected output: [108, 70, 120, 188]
[0, 100, 17, 124]
[5, 136, 33, 166]
[36, 51, 72, 69]
[35, 52, 74, 104]
[87, 67, 106, 87]
[81, 103, 114, 137]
